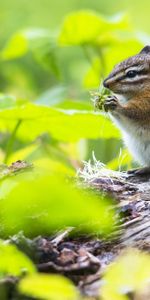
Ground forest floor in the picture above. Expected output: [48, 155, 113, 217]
[5, 161, 150, 299]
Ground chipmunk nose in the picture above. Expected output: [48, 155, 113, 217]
[103, 79, 109, 88]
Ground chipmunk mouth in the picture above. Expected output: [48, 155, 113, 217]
[103, 77, 118, 92]
[103, 78, 110, 89]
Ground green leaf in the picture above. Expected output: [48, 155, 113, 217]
[36, 86, 68, 106]
[104, 38, 144, 74]
[8, 146, 75, 177]
[19, 274, 79, 300]
[1, 29, 52, 60]
[58, 11, 130, 46]
[0, 103, 120, 142]
[59, 10, 106, 46]
[83, 57, 101, 88]
[0, 241, 36, 277]
[54, 99, 92, 111]
[0, 172, 115, 237]
[36, 86, 92, 110]
[1, 33, 28, 60]
[106, 13, 130, 30]
[101, 249, 150, 300]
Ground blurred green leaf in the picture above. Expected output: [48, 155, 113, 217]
[36, 86, 68, 106]
[105, 13, 130, 30]
[58, 11, 130, 46]
[19, 274, 79, 300]
[36, 86, 92, 110]
[0, 103, 121, 142]
[59, 10, 106, 46]
[83, 57, 101, 88]
[54, 99, 92, 110]
[8, 145, 76, 176]
[1, 33, 28, 60]
[33, 42, 61, 78]
[0, 171, 115, 237]
[104, 38, 144, 73]
[0, 241, 36, 277]
[101, 249, 150, 300]
[1, 28, 52, 60]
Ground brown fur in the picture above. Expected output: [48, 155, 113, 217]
[116, 94, 150, 125]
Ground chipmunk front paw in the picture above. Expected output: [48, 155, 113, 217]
[104, 95, 119, 112]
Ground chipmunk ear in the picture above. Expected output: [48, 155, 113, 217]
[139, 45, 150, 54]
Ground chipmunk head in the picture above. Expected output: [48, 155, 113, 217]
[103, 46, 150, 98]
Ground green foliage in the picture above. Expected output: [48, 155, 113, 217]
[0, 241, 36, 277]
[1, 33, 28, 60]
[0, 101, 120, 143]
[58, 11, 130, 46]
[0, 5, 148, 300]
[101, 249, 150, 300]
[0, 170, 115, 237]
[18, 274, 79, 300]
[59, 10, 107, 46]
[0, 7, 144, 244]
[0, 9, 143, 171]
[1, 29, 52, 61]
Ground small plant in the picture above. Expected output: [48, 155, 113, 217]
[90, 84, 111, 111]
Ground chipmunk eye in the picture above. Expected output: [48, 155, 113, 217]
[126, 70, 138, 78]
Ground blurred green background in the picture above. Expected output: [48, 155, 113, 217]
[0, 0, 149, 169]
[0, 3, 150, 298]
[1, 0, 150, 37]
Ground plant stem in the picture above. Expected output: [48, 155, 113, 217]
[81, 44, 100, 77]
[4, 119, 22, 164]
[95, 46, 106, 79]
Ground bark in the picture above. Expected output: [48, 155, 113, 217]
[78, 166, 150, 297]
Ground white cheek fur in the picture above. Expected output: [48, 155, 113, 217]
[110, 113, 150, 166]
[115, 94, 128, 105]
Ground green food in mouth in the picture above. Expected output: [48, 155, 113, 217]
[90, 84, 111, 111]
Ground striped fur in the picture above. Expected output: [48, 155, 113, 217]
[103, 46, 150, 167]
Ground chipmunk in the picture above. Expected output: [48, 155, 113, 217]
[103, 45, 150, 175]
